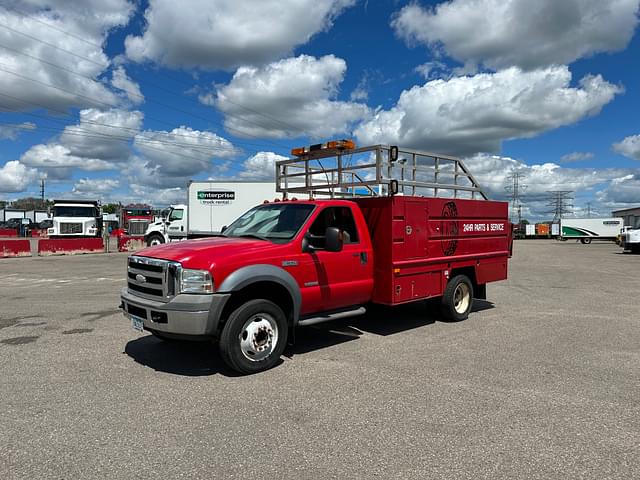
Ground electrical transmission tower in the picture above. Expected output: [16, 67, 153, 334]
[547, 191, 574, 221]
[504, 169, 527, 224]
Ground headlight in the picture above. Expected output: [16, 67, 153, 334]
[179, 268, 214, 294]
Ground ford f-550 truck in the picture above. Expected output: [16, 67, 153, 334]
[121, 143, 512, 374]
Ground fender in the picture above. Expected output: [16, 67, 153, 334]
[217, 264, 302, 323]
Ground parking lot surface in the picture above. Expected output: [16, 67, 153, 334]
[1, 242, 638, 479]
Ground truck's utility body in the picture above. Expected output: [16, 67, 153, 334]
[122, 143, 512, 374]
[560, 218, 623, 243]
[355, 196, 509, 305]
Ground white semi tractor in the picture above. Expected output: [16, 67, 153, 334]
[560, 217, 623, 244]
[144, 181, 281, 246]
[48, 200, 102, 237]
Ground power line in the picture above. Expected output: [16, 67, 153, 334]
[504, 169, 527, 224]
[547, 190, 574, 222]
[0, 18, 307, 140]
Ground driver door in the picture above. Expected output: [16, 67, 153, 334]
[298, 206, 373, 314]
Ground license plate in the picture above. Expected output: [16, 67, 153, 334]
[130, 314, 144, 332]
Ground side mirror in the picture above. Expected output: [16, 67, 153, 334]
[302, 232, 313, 253]
[221, 225, 227, 233]
[325, 227, 343, 252]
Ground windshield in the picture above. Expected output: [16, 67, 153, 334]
[54, 206, 97, 217]
[125, 209, 151, 216]
[224, 203, 314, 242]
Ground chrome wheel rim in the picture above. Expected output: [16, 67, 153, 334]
[453, 283, 471, 314]
[239, 314, 278, 362]
[149, 238, 162, 246]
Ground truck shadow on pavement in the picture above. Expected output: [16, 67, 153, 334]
[124, 299, 494, 376]
[290, 299, 495, 355]
[124, 336, 239, 377]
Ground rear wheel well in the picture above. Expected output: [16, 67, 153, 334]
[219, 281, 294, 332]
[449, 266, 485, 299]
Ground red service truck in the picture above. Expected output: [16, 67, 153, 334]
[121, 142, 512, 374]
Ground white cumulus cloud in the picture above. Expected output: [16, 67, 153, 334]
[355, 66, 622, 157]
[125, 0, 356, 70]
[129, 127, 239, 188]
[0, 122, 36, 140]
[0, 160, 39, 193]
[111, 66, 144, 105]
[613, 134, 640, 160]
[210, 55, 370, 138]
[0, 1, 134, 112]
[71, 178, 120, 196]
[392, 0, 640, 71]
[560, 152, 595, 163]
[20, 109, 143, 179]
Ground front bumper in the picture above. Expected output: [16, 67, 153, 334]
[120, 287, 230, 338]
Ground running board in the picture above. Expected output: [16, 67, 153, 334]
[297, 306, 366, 327]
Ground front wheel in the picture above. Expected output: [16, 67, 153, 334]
[580, 238, 592, 244]
[440, 275, 474, 321]
[146, 233, 165, 247]
[219, 299, 288, 374]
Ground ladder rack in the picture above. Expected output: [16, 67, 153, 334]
[276, 144, 488, 200]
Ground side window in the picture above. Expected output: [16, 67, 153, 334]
[169, 209, 184, 221]
[308, 207, 359, 245]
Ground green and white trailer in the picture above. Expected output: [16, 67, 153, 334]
[560, 217, 623, 244]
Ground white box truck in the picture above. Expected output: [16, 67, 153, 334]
[560, 217, 623, 244]
[144, 181, 281, 246]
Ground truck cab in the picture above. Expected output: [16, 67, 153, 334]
[122, 143, 511, 374]
[144, 204, 187, 246]
[48, 200, 101, 237]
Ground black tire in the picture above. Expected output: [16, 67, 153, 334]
[146, 233, 165, 247]
[440, 275, 474, 321]
[580, 238, 592, 244]
[219, 299, 288, 374]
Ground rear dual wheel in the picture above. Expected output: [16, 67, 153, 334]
[441, 275, 474, 321]
[219, 299, 288, 374]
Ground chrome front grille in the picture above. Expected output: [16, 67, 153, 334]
[127, 256, 180, 302]
[128, 220, 149, 235]
[61, 222, 83, 234]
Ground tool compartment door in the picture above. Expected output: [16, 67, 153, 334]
[402, 199, 428, 259]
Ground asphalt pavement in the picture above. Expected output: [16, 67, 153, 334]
[0, 242, 638, 479]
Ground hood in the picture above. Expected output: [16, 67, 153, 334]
[136, 236, 284, 269]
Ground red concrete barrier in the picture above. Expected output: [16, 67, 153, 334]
[118, 235, 146, 252]
[0, 228, 18, 237]
[30, 229, 49, 238]
[0, 239, 31, 258]
[38, 237, 104, 255]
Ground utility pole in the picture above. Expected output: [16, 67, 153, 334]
[585, 202, 592, 218]
[547, 190, 574, 222]
[505, 169, 527, 224]
[40, 177, 46, 208]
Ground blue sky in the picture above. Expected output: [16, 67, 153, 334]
[1, 0, 639, 220]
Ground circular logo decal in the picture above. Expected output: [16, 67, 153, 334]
[441, 201, 459, 256]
